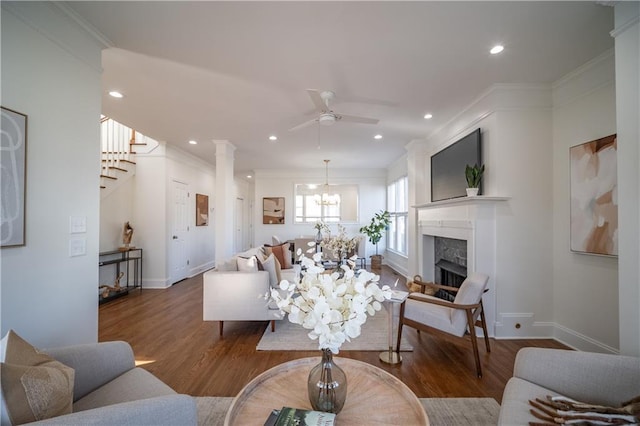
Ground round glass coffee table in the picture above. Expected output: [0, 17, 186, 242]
[224, 356, 428, 425]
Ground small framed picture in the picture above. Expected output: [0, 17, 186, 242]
[196, 193, 209, 226]
[263, 197, 284, 224]
[1, 107, 28, 247]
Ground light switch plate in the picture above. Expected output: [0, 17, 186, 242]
[69, 237, 86, 257]
[69, 216, 87, 234]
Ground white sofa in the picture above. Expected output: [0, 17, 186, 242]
[498, 347, 640, 425]
[203, 247, 299, 337]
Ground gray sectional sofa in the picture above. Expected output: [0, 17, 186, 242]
[498, 347, 640, 425]
[2, 341, 196, 425]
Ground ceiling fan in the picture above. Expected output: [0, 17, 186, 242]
[288, 89, 379, 132]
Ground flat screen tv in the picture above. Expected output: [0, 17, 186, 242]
[431, 128, 482, 202]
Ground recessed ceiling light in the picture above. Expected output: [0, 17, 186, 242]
[374, 134, 383, 140]
[424, 113, 433, 119]
[246, 175, 253, 179]
[490, 45, 504, 55]
[269, 135, 278, 141]
[108, 91, 124, 98]
[188, 140, 198, 145]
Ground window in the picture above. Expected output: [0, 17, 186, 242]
[387, 176, 408, 255]
[294, 184, 359, 223]
[295, 194, 341, 223]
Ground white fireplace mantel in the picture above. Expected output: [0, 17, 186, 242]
[413, 195, 510, 210]
[415, 196, 509, 337]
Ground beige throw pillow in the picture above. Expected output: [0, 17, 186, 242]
[216, 258, 238, 271]
[259, 253, 282, 288]
[0, 330, 74, 425]
[237, 255, 259, 272]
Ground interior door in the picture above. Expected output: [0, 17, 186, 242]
[170, 180, 189, 284]
[234, 197, 244, 253]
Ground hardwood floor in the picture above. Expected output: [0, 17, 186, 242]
[99, 266, 568, 403]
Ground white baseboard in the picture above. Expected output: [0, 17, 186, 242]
[141, 278, 172, 289]
[553, 323, 619, 354]
[494, 312, 619, 354]
[494, 313, 555, 338]
[384, 259, 408, 279]
[189, 261, 215, 277]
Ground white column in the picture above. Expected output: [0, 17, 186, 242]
[406, 139, 426, 280]
[613, 2, 640, 356]
[214, 140, 236, 266]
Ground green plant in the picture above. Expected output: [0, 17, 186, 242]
[465, 163, 485, 188]
[359, 210, 391, 255]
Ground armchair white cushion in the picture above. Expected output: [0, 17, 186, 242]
[398, 272, 491, 377]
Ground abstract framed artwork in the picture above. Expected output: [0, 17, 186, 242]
[570, 134, 617, 256]
[1, 107, 28, 247]
[195, 193, 209, 226]
[263, 197, 284, 224]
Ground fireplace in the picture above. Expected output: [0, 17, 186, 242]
[434, 237, 467, 301]
[416, 197, 506, 337]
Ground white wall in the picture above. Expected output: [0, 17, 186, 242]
[413, 85, 555, 339]
[407, 55, 624, 351]
[133, 146, 168, 288]
[552, 51, 618, 352]
[100, 180, 135, 252]
[613, 2, 640, 356]
[165, 145, 216, 278]
[103, 143, 217, 288]
[0, 3, 105, 347]
[253, 168, 387, 261]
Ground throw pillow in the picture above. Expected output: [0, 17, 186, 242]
[0, 330, 74, 425]
[216, 258, 238, 272]
[264, 242, 292, 270]
[259, 253, 282, 288]
[237, 246, 266, 262]
[237, 255, 259, 272]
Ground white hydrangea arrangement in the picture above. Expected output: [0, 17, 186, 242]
[320, 224, 358, 260]
[269, 250, 392, 353]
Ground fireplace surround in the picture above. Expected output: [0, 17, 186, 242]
[415, 196, 508, 337]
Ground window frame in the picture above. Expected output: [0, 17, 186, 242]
[387, 176, 408, 256]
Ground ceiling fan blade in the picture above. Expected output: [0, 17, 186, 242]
[288, 117, 318, 132]
[338, 114, 379, 125]
[307, 89, 328, 112]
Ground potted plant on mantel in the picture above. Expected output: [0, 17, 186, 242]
[465, 163, 485, 197]
[359, 210, 391, 269]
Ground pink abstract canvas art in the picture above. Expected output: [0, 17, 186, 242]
[570, 134, 617, 256]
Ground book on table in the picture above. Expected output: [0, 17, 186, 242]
[263, 407, 336, 426]
[390, 289, 409, 302]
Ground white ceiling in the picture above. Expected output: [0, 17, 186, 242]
[66, 1, 614, 175]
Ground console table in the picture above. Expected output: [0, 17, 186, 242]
[98, 248, 143, 304]
[224, 356, 428, 425]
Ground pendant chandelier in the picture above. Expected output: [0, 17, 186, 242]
[315, 159, 340, 206]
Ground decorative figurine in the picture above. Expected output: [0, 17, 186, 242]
[121, 221, 134, 250]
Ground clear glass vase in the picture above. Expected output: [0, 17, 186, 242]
[307, 348, 347, 414]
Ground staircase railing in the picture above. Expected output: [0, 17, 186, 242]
[100, 116, 159, 191]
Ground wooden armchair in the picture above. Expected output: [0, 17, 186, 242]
[397, 272, 491, 377]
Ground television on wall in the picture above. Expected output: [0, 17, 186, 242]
[431, 128, 482, 202]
